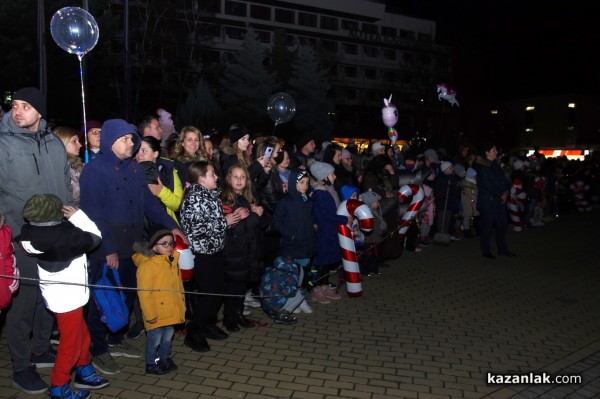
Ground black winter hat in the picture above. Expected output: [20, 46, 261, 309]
[228, 124, 250, 144]
[13, 87, 47, 119]
[23, 194, 63, 223]
[148, 225, 173, 248]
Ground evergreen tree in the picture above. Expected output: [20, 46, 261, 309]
[219, 27, 277, 129]
[177, 77, 219, 130]
[270, 29, 295, 88]
[288, 45, 334, 138]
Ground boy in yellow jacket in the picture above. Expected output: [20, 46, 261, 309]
[133, 228, 185, 375]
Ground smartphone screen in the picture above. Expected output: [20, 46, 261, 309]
[264, 146, 274, 159]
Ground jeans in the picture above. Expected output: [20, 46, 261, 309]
[145, 326, 174, 365]
[282, 266, 305, 313]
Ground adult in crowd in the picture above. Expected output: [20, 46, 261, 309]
[293, 133, 316, 169]
[83, 120, 102, 162]
[170, 126, 207, 184]
[54, 126, 84, 207]
[474, 143, 516, 259]
[0, 87, 71, 394]
[136, 136, 183, 225]
[220, 124, 269, 183]
[139, 115, 167, 157]
[322, 143, 353, 197]
[433, 161, 461, 240]
[80, 119, 184, 375]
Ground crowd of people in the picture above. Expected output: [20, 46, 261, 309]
[1, 87, 599, 398]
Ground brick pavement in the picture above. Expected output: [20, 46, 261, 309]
[1, 211, 599, 398]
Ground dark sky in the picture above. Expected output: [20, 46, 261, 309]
[387, 0, 598, 104]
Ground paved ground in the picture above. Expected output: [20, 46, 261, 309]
[1, 210, 599, 399]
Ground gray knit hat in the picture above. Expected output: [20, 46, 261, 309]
[23, 194, 63, 223]
[310, 161, 335, 182]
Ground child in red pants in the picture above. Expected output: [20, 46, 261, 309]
[18, 194, 109, 399]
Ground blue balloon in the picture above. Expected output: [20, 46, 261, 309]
[267, 92, 296, 125]
[50, 7, 99, 57]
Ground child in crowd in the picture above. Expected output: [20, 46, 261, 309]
[17, 194, 108, 399]
[0, 210, 18, 311]
[460, 167, 479, 237]
[220, 164, 264, 332]
[309, 162, 351, 303]
[133, 228, 185, 375]
[272, 169, 317, 314]
[358, 189, 387, 276]
[179, 161, 245, 353]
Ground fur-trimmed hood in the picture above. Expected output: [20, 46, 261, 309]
[132, 241, 155, 257]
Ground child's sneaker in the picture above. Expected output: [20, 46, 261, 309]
[146, 361, 168, 375]
[158, 358, 178, 373]
[311, 286, 331, 304]
[273, 312, 297, 325]
[293, 300, 313, 314]
[49, 383, 90, 399]
[74, 364, 109, 389]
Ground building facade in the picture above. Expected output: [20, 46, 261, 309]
[193, 0, 451, 138]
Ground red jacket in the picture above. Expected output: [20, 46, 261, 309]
[0, 216, 19, 310]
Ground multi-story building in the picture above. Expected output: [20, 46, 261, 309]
[196, 0, 451, 140]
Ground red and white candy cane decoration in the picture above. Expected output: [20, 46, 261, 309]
[397, 184, 425, 238]
[508, 178, 526, 232]
[175, 235, 195, 281]
[337, 199, 374, 297]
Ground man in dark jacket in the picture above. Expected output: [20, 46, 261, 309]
[0, 87, 71, 394]
[475, 144, 516, 259]
[80, 119, 185, 375]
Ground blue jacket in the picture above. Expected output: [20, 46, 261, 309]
[80, 122, 177, 259]
[311, 185, 348, 266]
[272, 169, 316, 259]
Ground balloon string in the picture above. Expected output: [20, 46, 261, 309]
[78, 55, 90, 164]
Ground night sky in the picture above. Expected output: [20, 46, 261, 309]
[388, 0, 598, 105]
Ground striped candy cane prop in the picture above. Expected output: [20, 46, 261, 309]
[175, 235, 195, 281]
[508, 178, 526, 232]
[337, 199, 374, 297]
[397, 184, 425, 238]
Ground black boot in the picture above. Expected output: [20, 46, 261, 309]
[223, 316, 240, 333]
[236, 309, 255, 328]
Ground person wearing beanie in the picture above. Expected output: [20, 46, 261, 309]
[271, 169, 316, 316]
[0, 87, 72, 394]
[357, 188, 388, 275]
[83, 120, 103, 162]
[453, 163, 466, 178]
[309, 161, 348, 303]
[440, 161, 453, 173]
[371, 141, 385, 156]
[79, 118, 185, 374]
[18, 194, 108, 398]
[132, 226, 185, 376]
[220, 124, 270, 186]
[293, 133, 316, 169]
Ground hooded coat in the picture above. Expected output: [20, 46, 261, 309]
[272, 169, 317, 259]
[0, 111, 71, 236]
[132, 243, 185, 331]
[79, 122, 178, 259]
[18, 210, 101, 313]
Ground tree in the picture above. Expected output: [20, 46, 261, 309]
[219, 27, 277, 130]
[177, 77, 219, 131]
[288, 45, 334, 139]
[270, 29, 295, 88]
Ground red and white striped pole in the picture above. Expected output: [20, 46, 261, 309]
[336, 199, 374, 297]
[397, 184, 425, 239]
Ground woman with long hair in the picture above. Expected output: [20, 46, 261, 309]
[220, 164, 266, 332]
[170, 126, 207, 184]
[54, 126, 84, 206]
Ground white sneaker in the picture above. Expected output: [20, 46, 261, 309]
[244, 292, 261, 308]
[298, 300, 313, 314]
